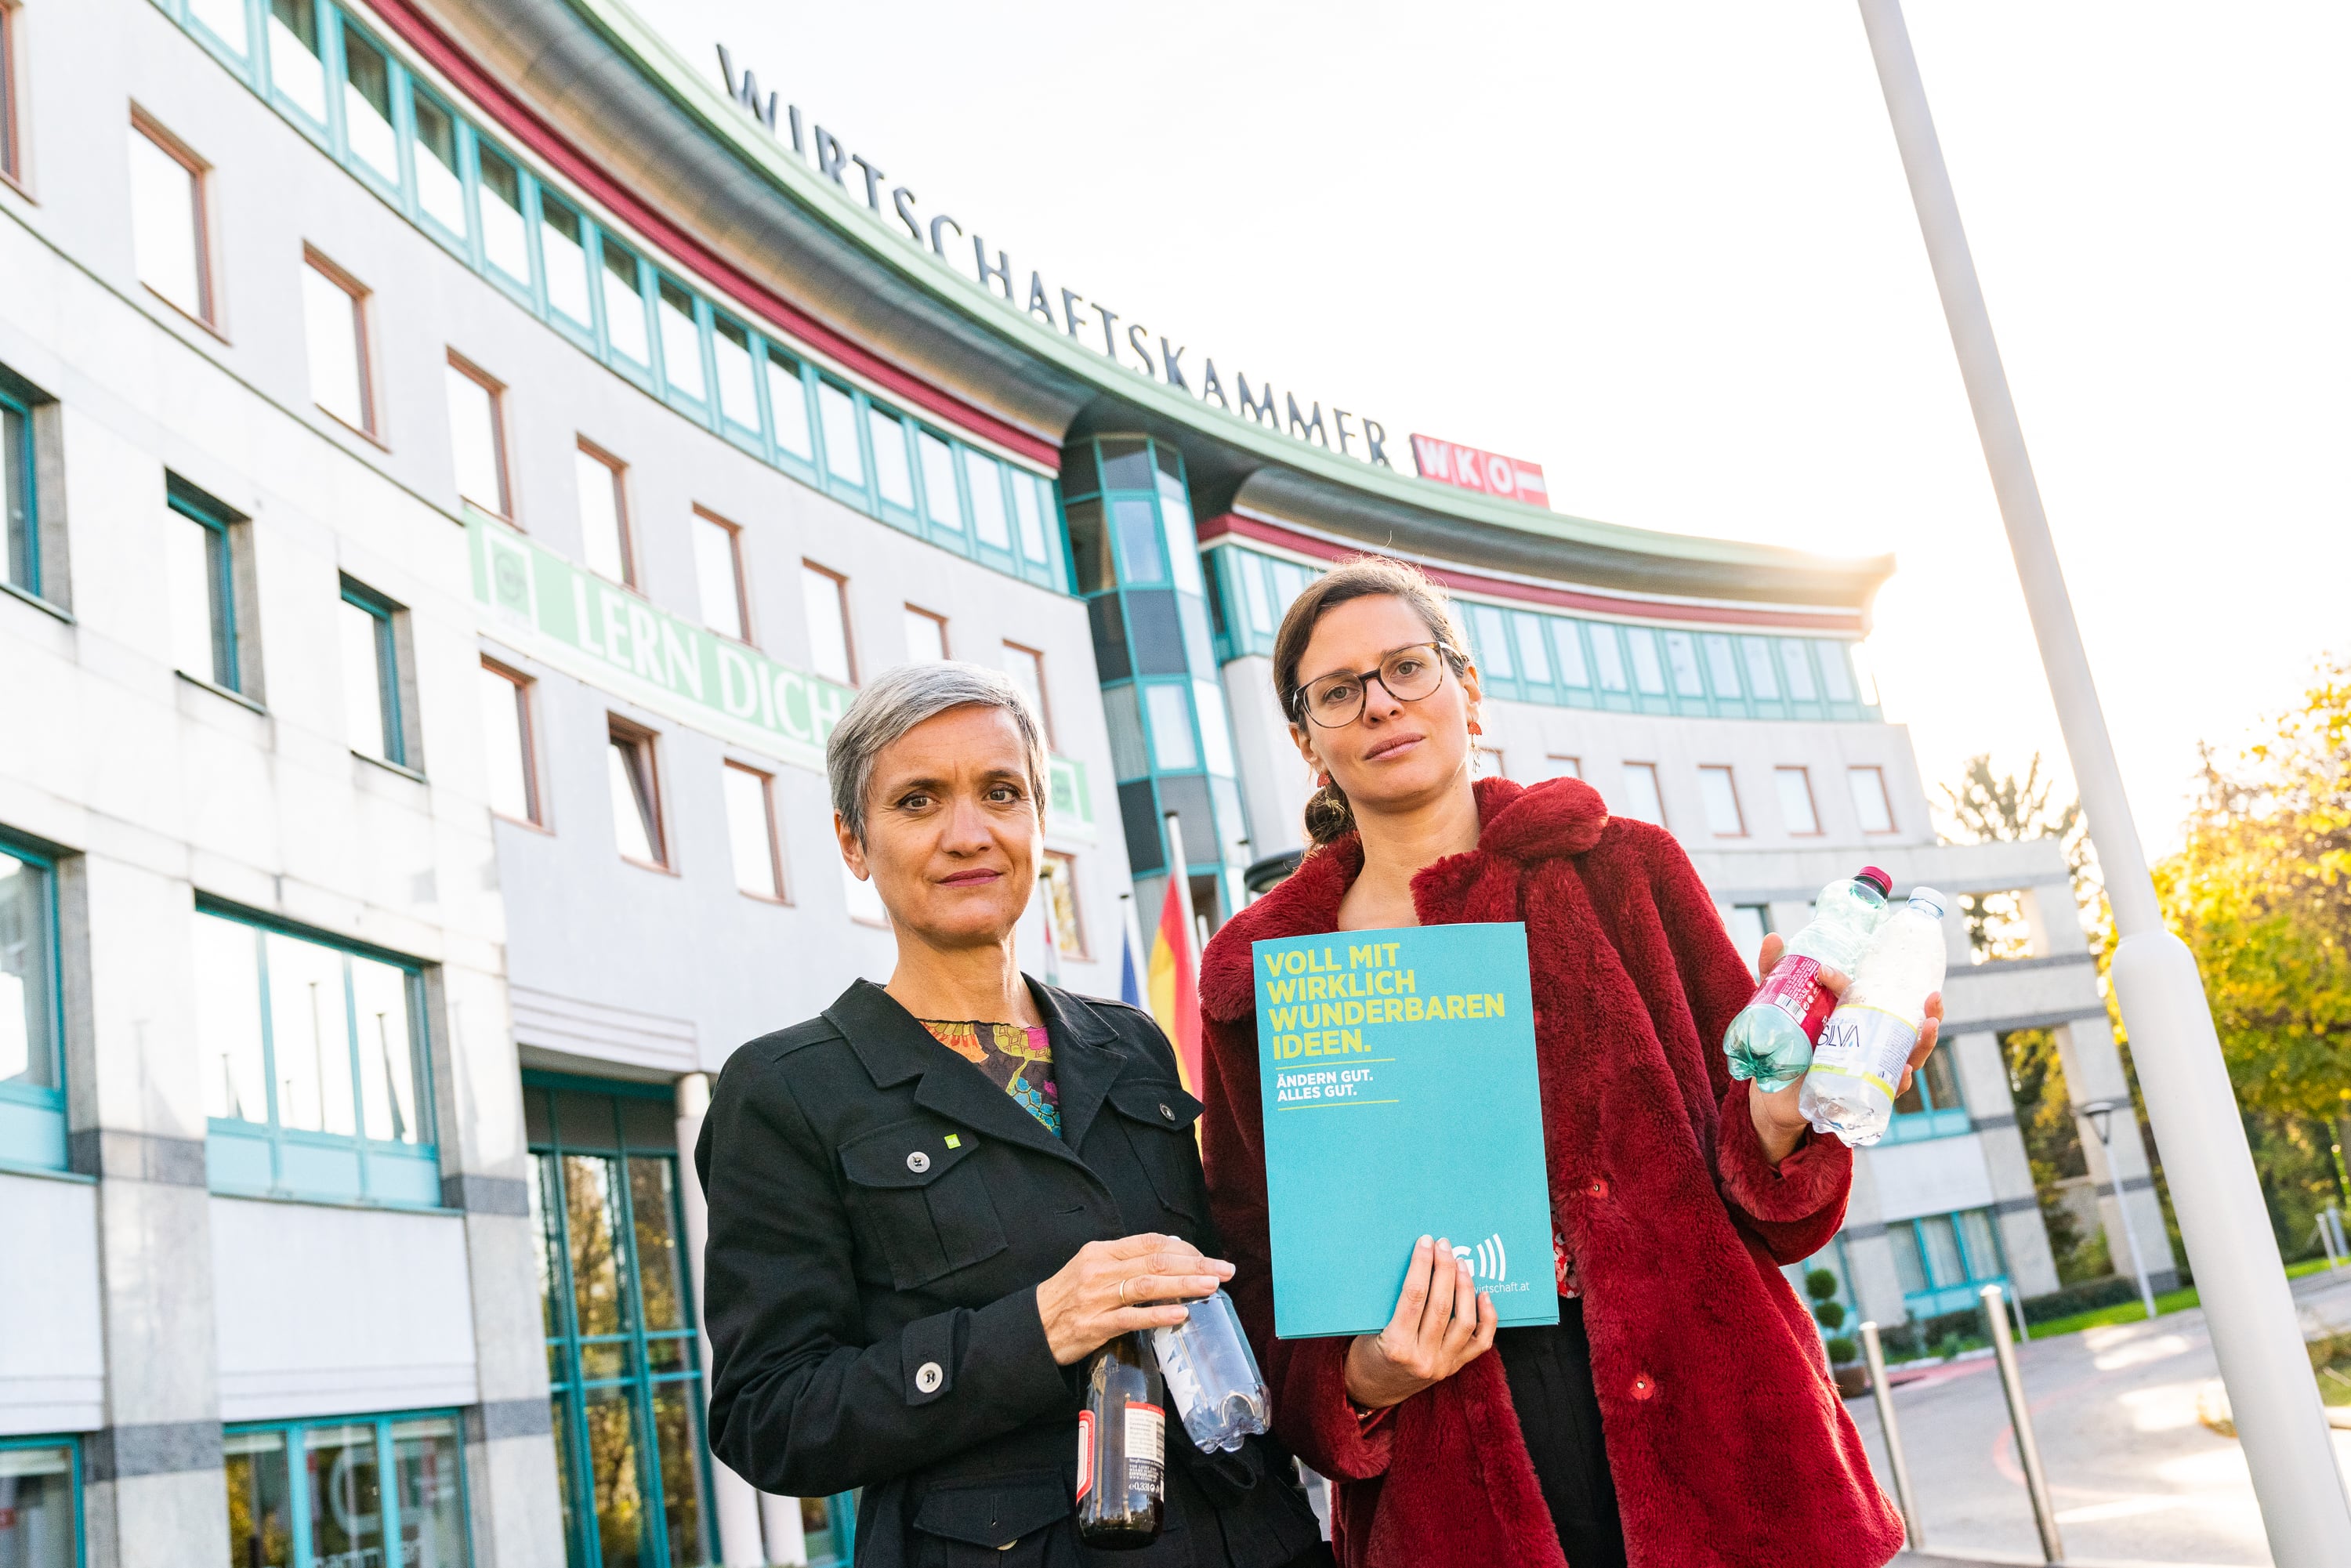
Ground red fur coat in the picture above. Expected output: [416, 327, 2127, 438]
[1197, 776, 1904, 1568]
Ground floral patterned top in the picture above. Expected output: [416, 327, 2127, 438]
[918, 1019, 1061, 1137]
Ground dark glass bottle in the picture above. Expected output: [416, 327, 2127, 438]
[1075, 1332, 1165, 1548]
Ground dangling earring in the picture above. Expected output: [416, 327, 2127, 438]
[1317, 771, 1332, 789]
[1467, 716, 1483, 737]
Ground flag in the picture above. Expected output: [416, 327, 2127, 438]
[1147, 875, 1203, 1094]
[1119, 926, 1143, 1009]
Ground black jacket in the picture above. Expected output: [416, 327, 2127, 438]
[697, 977, 1324, 1568]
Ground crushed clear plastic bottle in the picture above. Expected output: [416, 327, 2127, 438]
[1722, 867, 1893, 1092]
[1148, 1291, 1270, 1454]
[1800, 887, 1950, 1146]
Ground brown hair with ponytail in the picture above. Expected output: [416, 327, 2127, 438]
[1272, 556, 1474, 846]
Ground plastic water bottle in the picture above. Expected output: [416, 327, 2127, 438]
[1722, 867, 1893, 1092]
[1149, 1291, 1270, 1454]
[1800, 888, 1949, 1146]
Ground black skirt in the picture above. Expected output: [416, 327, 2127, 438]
[1494, 1297, 1628, 1568]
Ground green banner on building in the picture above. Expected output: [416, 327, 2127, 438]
[468, 511, 1094, 842]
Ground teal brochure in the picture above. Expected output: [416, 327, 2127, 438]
[1252, 922, 1557, 1339]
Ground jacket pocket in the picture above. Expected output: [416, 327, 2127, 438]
[838, 1118, 1009, 1291]
[909, 1469, 1073, 1566]
[1104, 1079, 1206, 1221]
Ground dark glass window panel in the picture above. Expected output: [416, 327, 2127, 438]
[1101, 686, 1148, 780]
[1921, 1046, 1963, 1112]
[553, 1092, 619, 1151]
[578, 1340, 632, 1382]
[528, 1154, 561, 1342]
[1157, 775, 1217, 875]
[1178, 595, 1216, 676]
[1118, 782, 1165, 875]
[1155, 441, 1184, 483]
[549, 1395, 580, 1554]
[523, 1086, 552, 1146]
[306, 1425, 385, 1568]
[1893, 1074, 1926, 1116]
[1123, 591, 1188, 676]
[650, 1382, 710, 1568]
[584, 1385, 650, 1568]
[342, 29, 392, 118]
[1110, 498, 1164, 584]
[1098, 438, 1153, 491]
[563, 1156, 630, 1341]
[1060, 440, 1098, 500]
[645, 1337, 689, 1374]
[1063, 500, 1114, 593]
[1086, 595, 1131, 683]
[272, 0, 318, 49]
[223, 1430, 295, 1568]
[618, 1097, 675, 1153]
[628, 1157, 687, 1333]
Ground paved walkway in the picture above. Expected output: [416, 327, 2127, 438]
[1850, 1270, 2351, 1566]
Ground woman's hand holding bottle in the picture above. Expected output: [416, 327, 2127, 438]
[1747, 932, 1943, 1163]
[1036, 1233, 1233, 1366]
[1342, 1235, 1499, 1410]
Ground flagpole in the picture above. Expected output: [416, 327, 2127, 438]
[1162, 813, 1198, 955]
[1854, 2, 2351, 1555]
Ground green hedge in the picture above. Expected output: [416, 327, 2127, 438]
[2021, 1276, 2140, 1326]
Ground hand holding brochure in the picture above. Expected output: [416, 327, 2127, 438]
[1252, 922, 1556, 1339]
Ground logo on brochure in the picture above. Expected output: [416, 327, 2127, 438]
[1453, 1234, 1509, 1284]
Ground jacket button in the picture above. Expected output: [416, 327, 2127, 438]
[906, 1150, 931, 1174]
[1630, 1372, 1656, 1401]
[1158, 1103, 1175, 1121]
[1587, 1177, 1609, 1199]
[915, 1360, 944, 1393]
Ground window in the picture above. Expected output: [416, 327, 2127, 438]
[1626, 630, 1667, 697]
[1012, 472, 1049, 563]
[1476, 747, 1508, 780]
[1849, 766, 1895, 834]
[476, 145, 530, 281]
[340, 25, 398, 179]
[188, 0, 250, 49]
[607, 720, 666, 868]
[194, 906, 438, 1204]
[1703, 634, 1741, 698]
[0, 836, 63, 1171]
[1550, 621, 1590, 689]
[165, 482, 243, 692]
[766, 351, 813, 460]
[1892, 1208, 2008, 1316]
[1002, 643, 1051, 746]
[0, 1436, 79, 1568]
[1890, 1038, 1969, 1140]
[266, 0, 327, 120]
[918, 429, 962, 529]
[339, 581, 408, 767]
[600, 238, 649, 363]
[1542, 754, 1581, 780]
[539, 193, 591, 324]
[1617, 762, 1664, 825]
[1469, 605, 1512, 679]
[902, 606, 947, 664]
[301, 251, 375, 436]
[1724, 904, 1772, 973]
[1697, 766, 1744, 835]
[1512, 614, 1552, 686]
[411, 86, 467, 237]
[478, 661, 540, 824]
[129, 116, 214, 325]
[1779, 640, 1818, 701]
[574, 444, 631, 585]
[965, 449, 1011, 549]
[1042, 852, 1086, 958]
[225, 1412, 469, 1568]
[1665, 632, 1707, 698]
[2, 378, 37, 598]
[692, 509, 748, 642]
[525, 1084, 713, 1568]
[445, 356, 510, 517]
[1589, 626, 1628, 692]
[1775, 766, 1820, 835]
[656, 278, 704, 400]
[712, 317, 758, 430]
[868, 406, 914, 509]
[1144, 684, 1198, 770]
[1742, 638, 1780, 700]
[1816, 641, 1857, 704]
[817, 381, 864, 486]
[722, 763, 784, 901]
[800, 564, 853, 685]
[0, 2, 19, 186]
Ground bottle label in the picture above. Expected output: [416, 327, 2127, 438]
[1812, 1005, 1918, 1098]
[1074, 1409, 1095, 1504]
[1125, 1403, 1165, 1497]
[1754, 955, 1836, 1043]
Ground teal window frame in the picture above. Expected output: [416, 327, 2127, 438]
[260, 0, 333, 136]
[168, 480, 244, 693]
[405, 77, 473, 253]
[0, 830, 67, 1175]
[526, 1074, 725, 1568]
[332, 13, 405, 201]
[197, 899, 443, 1208]
[340, 578, 407, 769]
[0, 1431, 85, 1568]
[1894, 1208, 2009, 1319]
[223, 1408, 472, 1568]
[654, 273, 712, 415]
[1885, 1038, 1971, 1143]
[2, 378, 37, 600]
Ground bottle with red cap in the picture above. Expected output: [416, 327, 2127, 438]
[1722, 867, 1893, 1092]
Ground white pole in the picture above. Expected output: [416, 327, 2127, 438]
[674, 1074, 770, 1567]
[1853, 4, 2351, 1558]
[2107, 1159, 2159, 1323]
[1163, 813, 1198, 963]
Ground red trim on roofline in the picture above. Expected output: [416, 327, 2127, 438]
[358, 0, 1060, 469]
[1196, 512, 1865, 632]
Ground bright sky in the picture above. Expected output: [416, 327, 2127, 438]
[637, 0, 2349, 860]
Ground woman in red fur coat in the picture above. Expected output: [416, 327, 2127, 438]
[1197, 557, 1943, 1568]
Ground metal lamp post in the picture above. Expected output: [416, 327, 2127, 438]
[2077, 1097, 2157, 1321]
[1853, 2, 2351, 1558]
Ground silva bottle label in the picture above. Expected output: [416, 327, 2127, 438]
[1812, 1005, 1918, 1099]
[1125, 1403, 1165, 1495]
[1752, 955, 1838, 1042]
[1074, 1410, 1095, 1504]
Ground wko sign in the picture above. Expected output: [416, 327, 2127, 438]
[1408, 435, 1550, 509]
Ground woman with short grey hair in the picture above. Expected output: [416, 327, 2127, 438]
[697, 661, 1327, 1566]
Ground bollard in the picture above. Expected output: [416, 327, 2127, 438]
[1983, 1284, 2065, 1563]
[2319, 1212, 2340, 1273]
[1860, 1322, 1922, 1548]
[2331, 1208, 2348, 1269]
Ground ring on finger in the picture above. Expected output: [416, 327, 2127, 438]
[1118, 1276, 1130, 1307]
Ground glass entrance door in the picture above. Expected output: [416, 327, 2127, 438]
[526, 1077, 712, 1568]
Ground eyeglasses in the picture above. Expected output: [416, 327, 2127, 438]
[1291, 643, 1454, 729]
